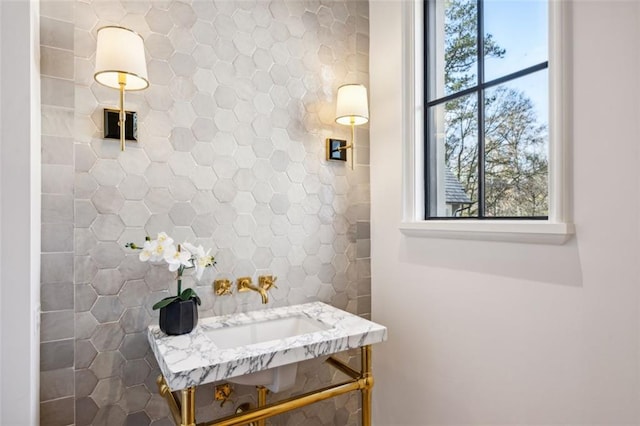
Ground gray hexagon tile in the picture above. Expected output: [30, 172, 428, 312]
[91, 159, 125, 186]
[75, 173, 98, 199]
[120, 332, 151, 360]
[90, 351, 125, 380]
[169, 52, 197, 78]
[90, 242, 126, 269]
[119, 201, 152, 228]
[144, 188, 173, 214]
[75, 312, 98, 341]
[167, 151, 196, 177]
[169, 79, 197, 104]
[120, 307, 151, 334]
[212, 178, 237, 202]
[213, 109, 238, 132]
[168, 202, 196, 226]
[91, 187, 125, 215]
[144, 162, 174, 188]
[91, 214, 125, 241]
[144, 111, 173, 138]
[123, 359, 151, 387]
[117, 239, 149, 271]
[91, 377, 125, 408]
[190, 166, 216, 190]
[118, 280, 151, 309]
[146, 33, 174, 60]
[118, 148, 151, 175]
[145, 8, 173, 35]
[91, 323, 125, 352]
[76, 284, 98, 313]
[120, 385, 152, 414]
[168, 176, 197, 201]
[119, 175, 150, 201]
[144, 213, 175, 237]
[75, 369, 98, 399]
[76, 339, 98, 370]
[91, 296, 124, 323]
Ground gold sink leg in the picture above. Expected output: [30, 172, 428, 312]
[256, 386, 268, 426]
[181, 386, 196, 426]
[157, 345, 375, 426]
[361, 345, 373, 426]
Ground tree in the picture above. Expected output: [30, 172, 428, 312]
[440, 0, 548, 217]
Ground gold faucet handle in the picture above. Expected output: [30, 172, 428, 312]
[214, 383, 234, 407]
[258, 275, 278, 291]
[236, 277, 253, 292]
[214, 279, 232, 296]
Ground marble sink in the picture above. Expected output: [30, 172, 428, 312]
[202, 315, 333, 391]
[202, 315, 332, 349]
[147, 302, 387, 392]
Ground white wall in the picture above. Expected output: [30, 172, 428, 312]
[0, 1, 41, 425]
[370, 1, 640, 424]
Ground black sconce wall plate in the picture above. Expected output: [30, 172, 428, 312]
[326, 138, 348, 161]
[104, 108, 138, 141]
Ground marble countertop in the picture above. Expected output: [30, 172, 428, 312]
[147, 301, 388, 390]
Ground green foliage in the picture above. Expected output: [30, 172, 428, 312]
[179, 287, 201, 305]
[444, 0, 505, 92]
[152, 288, 202, 310]
[152, 296, 181, 310]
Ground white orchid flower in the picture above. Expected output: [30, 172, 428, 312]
[144, 232, 176, 262]
[195, 251, 214, 280]
[183, 242, 213, 280]
[149, 240, 172, 262]
[164, 244, 192, 272]
[156, 232, 173, 246]
[139, 239, 158, 262]
[181, 242, 199, 256]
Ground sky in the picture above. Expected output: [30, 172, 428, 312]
[483, 0, 549, 123]
[484, 0, 548, 80]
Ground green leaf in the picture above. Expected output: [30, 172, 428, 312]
[179, 287, 199, 301]
[152, 296, 180, 310]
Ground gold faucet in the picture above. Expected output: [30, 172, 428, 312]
[213, 278, 232, 296]
[258, 275, 277, 292]
[236, 276, 277, 304]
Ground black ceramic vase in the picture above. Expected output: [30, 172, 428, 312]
[159, 298, 198, 335]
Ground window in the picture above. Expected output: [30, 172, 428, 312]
[425, 0, 549, 219]
[400, 0, 573, 243]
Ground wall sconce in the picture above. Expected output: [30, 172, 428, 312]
[326, 84, 369, 169]
[94, 26, 149, 151]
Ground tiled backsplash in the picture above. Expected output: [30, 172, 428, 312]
[40, 0, 370, 425]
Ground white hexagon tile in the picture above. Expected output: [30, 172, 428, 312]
[39, 0, 371, 425]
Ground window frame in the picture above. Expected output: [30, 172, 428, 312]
[400, 0, 574, 244]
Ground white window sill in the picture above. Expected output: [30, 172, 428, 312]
[399, 220, 575, 245]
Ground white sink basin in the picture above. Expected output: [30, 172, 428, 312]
[203, 315, 332, 391]
[203, 315, 332, 349]
[221, 362, 299, 392]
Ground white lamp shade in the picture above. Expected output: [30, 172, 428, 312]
[94, 26, 149, 91]
[335, 84, 369, 126]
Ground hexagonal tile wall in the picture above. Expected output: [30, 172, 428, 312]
[40, 0, 371, 425]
